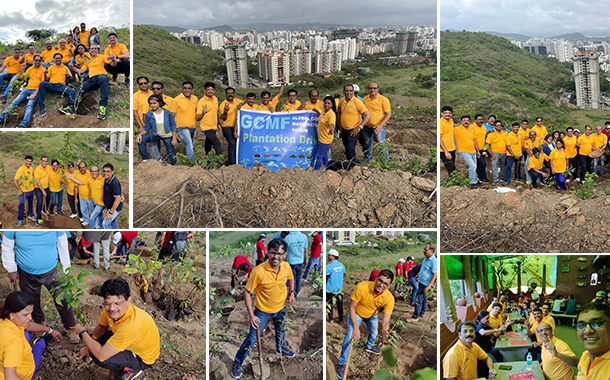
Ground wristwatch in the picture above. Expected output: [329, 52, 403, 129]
[79, 330, 89, 339]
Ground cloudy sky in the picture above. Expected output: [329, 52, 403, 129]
[0, 0, 129, 44]
[441, 0, 609, 37]
[134, 0, 436, 28]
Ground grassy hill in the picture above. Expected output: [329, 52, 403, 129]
[440, 31, 610, 129]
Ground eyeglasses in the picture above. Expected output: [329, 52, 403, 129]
[138, 82, 148, 85]
[536, 328, 552, 333]
[576, 321, 607, 331]
[152, 87, 162, 90]
[102, 299, 126, 308]
[34, 59, 41, 62]
[368, 87, 378, 90]
[268, 251, 284, 257]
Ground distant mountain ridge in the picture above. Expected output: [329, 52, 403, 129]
[146, 22, 356, 33]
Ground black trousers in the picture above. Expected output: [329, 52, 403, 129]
[441, 150, 456, 176]
[569, 156, 579, 179]
[104, 59, 130, 79]
[92, 331, 151, 372]
[204, 129, 222, 156]
[326, 292, 344, 322]
[579, 155, 592, 181]
[341, 129, 359, 166]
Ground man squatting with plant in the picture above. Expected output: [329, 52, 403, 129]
[336, 269, 395, 379]
[73, 277, 160, 380]
[1, 231, 81, 344]
[231, 238, 296, 379]
[230, 254, 252, 295]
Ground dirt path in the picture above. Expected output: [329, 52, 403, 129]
[209, 255, 323, 380]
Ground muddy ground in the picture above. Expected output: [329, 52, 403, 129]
[209, 253, 323, 380]
[0, 156, 129, 229]
[0, 231, 206, 380]
[325, 270, 437, 379]
[440, 157, 610, 253]
[132, 96, 437, 229]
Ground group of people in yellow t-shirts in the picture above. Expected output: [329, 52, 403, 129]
[440, 106, 609, 190]
[133, 78, 392, 170]
[0, 22, 130, 126]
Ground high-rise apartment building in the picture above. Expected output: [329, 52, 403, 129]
[223, 38, 249, 89]
[571, 51, 601, 109]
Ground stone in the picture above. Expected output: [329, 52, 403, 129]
[566, 207, 580, 216]
[559, 198, 578, 208]
[411, 177, 435, 192]
[326, 171, 342, 187]
[575, 215, 586, 226]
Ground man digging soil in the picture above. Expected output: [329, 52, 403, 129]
[231, 238, 296, 379]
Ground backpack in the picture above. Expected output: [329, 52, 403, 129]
[170, 231, 189, 244]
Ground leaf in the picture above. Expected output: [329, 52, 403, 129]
[372, 369, 393, 380]
[410, 368, 437, 380]
[381, 345, 397, 367]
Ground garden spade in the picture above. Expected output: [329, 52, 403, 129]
[343, 339, 354, 380]
[254, 327, 270, 380]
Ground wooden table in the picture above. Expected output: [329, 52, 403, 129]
[494, 331, 532, 362]
[493, 361, 545, 380]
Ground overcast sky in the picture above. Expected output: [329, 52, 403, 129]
[134, 0, 436, 29]
[441, 0, 609, 37]
[0, 0, 129, 44]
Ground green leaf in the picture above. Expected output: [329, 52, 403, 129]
[410, 368, 437, 380]
[372, 369, 393, 380]
[381, 346, 397, 367]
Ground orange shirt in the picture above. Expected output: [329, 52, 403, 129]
[453, 125, 477, 154]
[440, 117, 456, 152]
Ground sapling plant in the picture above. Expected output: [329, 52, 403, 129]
[44, 264, 87, 325]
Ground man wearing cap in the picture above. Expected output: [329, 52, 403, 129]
[574, 302, 610, 379]
[536, 322, 578, 380]
[326, 249, 345, 324]
[443, 321, 497, 380]
[412, 243, 437, 320]
[394, 258, 405, 291]
[303, 231, 322, 282]
[336, 269, 395, 378]
[110, 231, 138, 262]
[255, 234, 266, 266]
[230, 254, 252, 295]
[592, 291, 607, 303]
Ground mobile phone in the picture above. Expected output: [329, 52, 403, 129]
[499, 365, 512, 370]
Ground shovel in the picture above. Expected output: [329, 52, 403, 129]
[254, 327, 270, 380]
[343, 339, 354, 380]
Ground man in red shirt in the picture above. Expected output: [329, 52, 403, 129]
[255, 234, 266, 266]
[230, 255, 252, 295]
[157, 231, 194, 262]
[403, 256, 416, 280]
[303, 231, 322, 281]
[110, 231, 138, 262]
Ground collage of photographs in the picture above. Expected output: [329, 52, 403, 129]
[0, 0, 608, 379]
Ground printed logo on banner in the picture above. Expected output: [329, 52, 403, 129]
[236, 109, 319, 171]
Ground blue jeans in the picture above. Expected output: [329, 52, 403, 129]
[528, 168, 547, 188]
[79, 197, 95, 224]
[302, 257, 320, 280]
[18, 190, 34, 221]
[102, 209, 121, 229]
[593, 157, 605, 176]
[459, 152, 477, 184]
[338, 312, 379, 365]
[89, 204, 105, 229]
[491, 153, 506, 183]
[234, 307, 287, 364]
[360, 125, 387, 160]
[314, 143, 330, 170]
[525, 155, 531, 181]
[221, 127, 237, 165]
[138, 133, 176, 165]
[505, 155, 518, 183]
[34, 187, 50, 220]
[37, 82, 76, 109]
[408, 277, 419, 306]
[115, 235, 136, 259]
[177, 127, 196, 160]
[290, 263, 304, 296]
[1, 73, 18, 97]
[413, 283, 428, 317]
[0, 88, 37, 127]
[50, 189, 63, 213]
[75, 74, 109, 109]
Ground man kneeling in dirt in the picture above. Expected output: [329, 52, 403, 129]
[231, 238, 296, 379]
[74, 277, 160, 380]
[336, 269, 395, 379]
[230, 254, 252, 295]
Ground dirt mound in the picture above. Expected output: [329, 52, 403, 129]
[440, 185, 610, 253]
[209, 257, 323, 380]
[133, 160, 436, 228]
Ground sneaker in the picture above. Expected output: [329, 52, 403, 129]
[412, 314, 419, 320]
[302, 278, 308, 283]
[526, 180, 532, 185]
[81, 221, 88, 226]
[575, 178, 580, 182]
[28, 215, 36, 221]
[17, 220, 23, 227]
[337, 365, 346, 379]
[366, 346, 381, 355]
[98, 106, 107, 120]
[479, 179, 490, 183]
[79, 217, 84, 222]
[420, 312, 425, 317]
[231, 361, 242, 379]
[115, 368, 143, 380]
[59, 106, 75, 116]
[39, 107, 46, 117]
[276, 346, 295, 357]
[229, 287, 235, 295]
[36, 219, 43, 227]
[124, 78, 130, 88]
[407, 304, 414, 308]
[0, 96, 6, 103]
[70, 213, 78, 219]
[56, 211, 64, 216]
[18, 122, 28, 128]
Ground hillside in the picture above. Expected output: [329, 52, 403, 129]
[440, 31, 609, 128]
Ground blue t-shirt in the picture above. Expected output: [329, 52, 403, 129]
[273, 232, 308, 265]
[4, 231, 65, 275]
[326, 260, 345, 294]
[484, 122, 495, 133]
[103, 175, 123, 212]
[418, 254, 437, 287]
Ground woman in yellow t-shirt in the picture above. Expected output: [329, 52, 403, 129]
[48, 160, 65, 215]
[549, 139, 568, 190]
[0, 292, 62, 380]
[313, 96, 337, 170]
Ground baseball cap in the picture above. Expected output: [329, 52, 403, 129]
[595, 291, 607, 297]
[112, 232, 122, 244]
[353, 84, 360, 92]
[399, 258, 405, 263]
[327, 249, 339, 257]
[259, 233, 266, 238]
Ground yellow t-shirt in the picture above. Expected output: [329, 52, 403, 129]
[440, 117, 456, 152]
[281, 100, 302, 112]
[258, 96, 280, 112]
[486, 131, 507, 154]
[25, 66, 45, 90]
[54, 47, 72, 63]
[14, 164, 35, 192]
[442, 340, 488, 380]
[79, 30, 92, 48]
[351, 281, 395, 319]
[302, 100, 324, 113]
[81, 54, 109, 78]
[219, 98, 243, 127]
[578, 135, 595, 156]
[40, 48, 57, 64]
[34, 164, 50, 188]
[506, 133, 522, 157]
[518, 128, 530, 149]
[169, 93, 198, 129]
[133, 90, 154, 125]
[104, 43, 129, 58]
[74, 52, 92, 68]
[472, 124, 487, 151]
[0, 319, 35, 380]
[245, 261, 294, 314]
[3, 56, 22, 74]
[161, 94, 173, 110]
[47, 64, 71, 85]
[541, 337, 575, 380]
[65, 172, 78, 196]
[24, 53, 36, 65]
[363, 94, 391, 127]
[550, 149, 568, 173]
[531, 125, 548, 142]
[240, 103, 257, 110]
[338, 97, 368, 130]
[592, 134, 608, 151]
[73, 170, 92, 199]
[318, 109, 336, 145]
[563, 135, 578, 158]
[49, 169, 64, 192]
[488, 313, 503, 329]
[576, 349, 610, 380]
[87, 175, 105, 206]
[528, 156, 544, 171]
[197, 95, 219, 131]
[542, 315, 555, 330]
[98, 304, 160, 365]
[453, 125, 477, 154]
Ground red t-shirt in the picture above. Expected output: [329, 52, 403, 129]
[370, 269, 381, 281]
[161, 232, 174, 248]
[310, 233, 322, 258]
[233, 255, 252, 274]
[256, 241, 266, 260]
[78, 237, 92, 251]
[395, 262, 403, 276]
[403, 261, 416, 274]
[120, 231, 139, 243]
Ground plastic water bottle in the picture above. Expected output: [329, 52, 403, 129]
[526, 352, 533, 371]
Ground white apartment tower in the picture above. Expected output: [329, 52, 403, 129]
[223, 38, 249, 89]
[571, 51, 601, 109]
